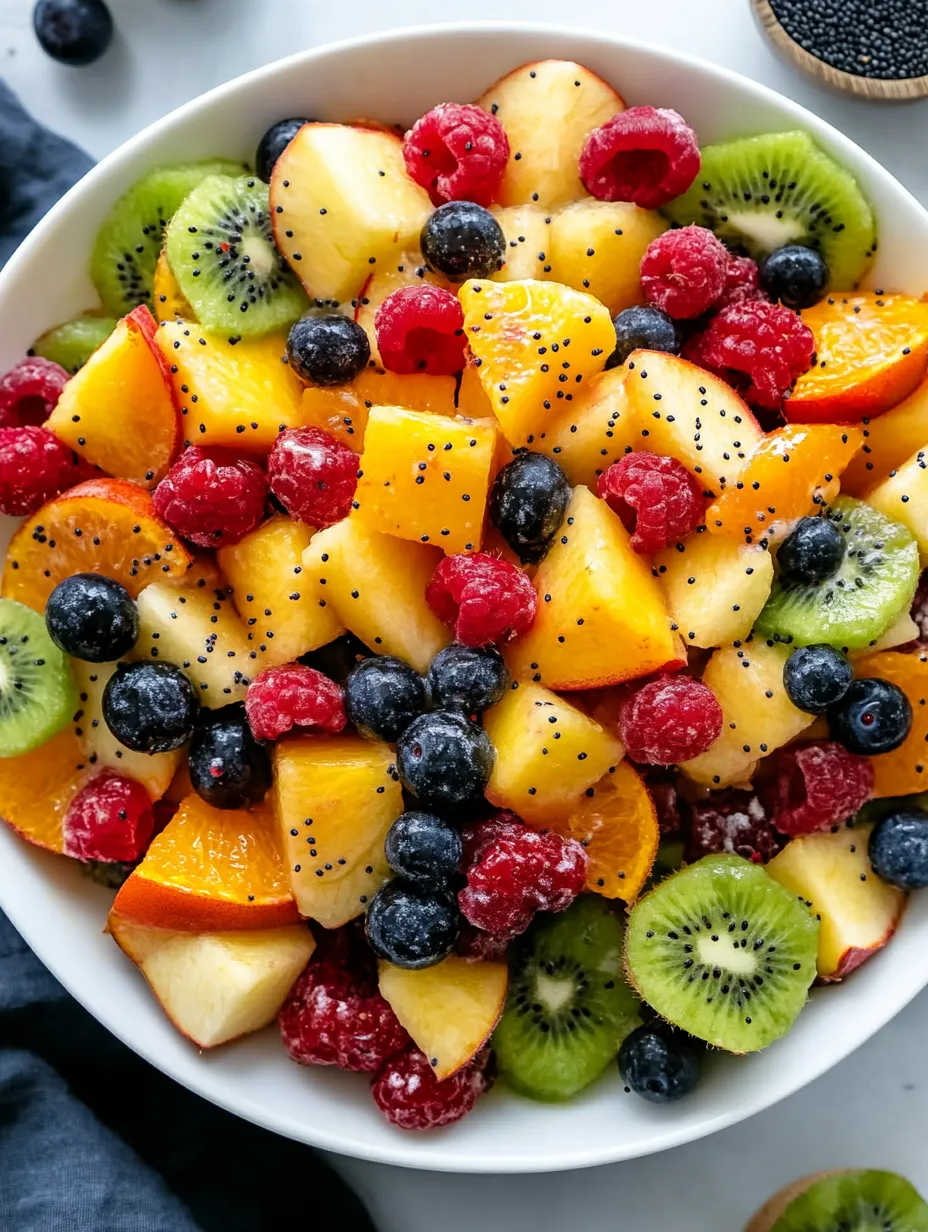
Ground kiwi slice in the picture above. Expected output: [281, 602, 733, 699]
[493, 895, 642, 1101]
[662, 131, 877, 289]
[747, 1169, 928, 1232]
[31, 313, 117, 373]
[165, 174, 308, 338]
[625, 854, 819, 1053]
[90, 159, 248, 315]
[0, 598, 77, 758]
[755, 497, 920, 652]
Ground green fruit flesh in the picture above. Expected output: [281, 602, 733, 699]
[0, 598, 77, 758]
[165, 174, 308, 338]
[493, 895, 642, 1101]
[31, 314, 117, 373]
[625, 854, 819, 1053]
[770, 1170, 928, 1232]
[90, 159, 248, 315]
[755, 497, 920, 652]
[662, 131, 876, 289]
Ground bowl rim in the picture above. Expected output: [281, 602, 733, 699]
[3, 20, 928, 1174]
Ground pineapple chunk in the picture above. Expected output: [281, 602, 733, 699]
[680, 640, 814, 788]
[483, 681, 624, 823]
[547, 199, 665, 314]
[300, 368, 458, 450]
[305, 517, 450, 672]
[865, 445, 928, 562]
[507, 486, 684, 689]
[135, 581, 255, 705]
[654, 533, 774, 649]
[218, 515, 343, 667]
[354, 406, 497, 554]
[538, 368, 640, 487]
[490, 205, 551, 282]
[153, 250, 193, 322]
[274, 734, 403, 928]
[271, 124, 432, 303]
[155, 321, 304, 452]
[355, 251, 448, 367]
[459, 279, 615, 448]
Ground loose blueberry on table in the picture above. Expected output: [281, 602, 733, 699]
[2, 54, 928, 1134]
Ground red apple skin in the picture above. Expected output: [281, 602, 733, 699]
[817, 920, 902, 985]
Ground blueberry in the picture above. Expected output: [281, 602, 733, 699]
[829, 677, 913, 755]
[777, 516, 846, 586]
[869, 810, 928, 890]
[619, 1022, 700, 1104]
[397, 710, 495, 810]
[45, 573, 138, 663]
[256, 117, 312, 183]
[102, 661, 198, 754]
[384, 811, 463, 888]
[365, 879, 460, 969]
[188, 702, 271, 810]
[783, 644, 853, 714]
[605, 305, 681, 371]
[33, 0, 113, 66]
[426, 644, 509, 714]
[344, 655, 427, 742]
[490, 453, 571, 564]
[759, 245, 829, 311]
[421, 201, 506, 281]
[286, 313, 371, 387]
[300, 633, 371, 684]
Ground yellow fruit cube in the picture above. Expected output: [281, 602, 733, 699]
[538, 368, 640, 487]
[490, 205, 551, 282]
[354, 406, 497, 554]
[654, 533, 774, 649]
[300, 368, 458, 450]
[547, 199, 665, 315]
[865, 445, 928, 562]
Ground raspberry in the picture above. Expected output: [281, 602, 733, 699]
[62, 772, 155, 864]
[455, 920, 512, 963]
[761, 741, 874, 836]
[374, 285, 467, 376]
[458, 817, 587, 938]
[685, 300, 815, 410]
[152, 447, 267, 548]
[280, 925, 409, 1073]
[579, 106, 701, 210]
[686, 789, 781, 864]
[425, 552, 537, 646]
[0, 357, 69, 428]
[458, 811, 524, 869]
[620, 675, 723, 765]
[0, 425, 93, 516]
[268, 426, 357, 527]
[640, 226, 729, 320]
[717, 254, 765, 310]
[245, 663, 346, 742]
[372, 1043, 494, 1131]
[404, 103, 510, 207]
[597, 452, 705, 555]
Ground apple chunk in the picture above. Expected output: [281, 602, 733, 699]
[109, 912, 314, 1048]
[378, 956, 507, 1079]
[766, 824, 906, 982]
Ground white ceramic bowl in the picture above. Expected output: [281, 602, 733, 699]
[1, 22, 927, 1175]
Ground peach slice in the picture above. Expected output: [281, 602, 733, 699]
[299, 367, 459, 450]
[841, 371, 928, 496]
[864, 444, 928, 562]
[655, 533, 773, 649]
[855, 650, 928, 798]
[378, 956, 508, 1080]
[537, 368, 640, 488]
[108, 912, 314, 1049]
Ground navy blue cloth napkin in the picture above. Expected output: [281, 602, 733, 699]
[0, 83, 374, 1232]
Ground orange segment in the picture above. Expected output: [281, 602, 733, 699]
[0, 726, 87, 853]
[544, 761, 658, 902]
[1, 478, 192, 612]
[113, 793, 297, 930]
[856, 649, 928, 798]
[707, 423, 863, 540]
[299, 367, 458, 450]
[788, 292, 928, 423]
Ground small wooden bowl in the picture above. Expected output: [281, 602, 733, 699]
[752, 0, 928, 101]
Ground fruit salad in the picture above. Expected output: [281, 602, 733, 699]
[3, 56, 928, 1134]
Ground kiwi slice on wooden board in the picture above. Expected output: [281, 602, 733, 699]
[166, 174, 308, 338]
[755, 496, 920, 652]
[91, 159, 248, 315]
[625, 854, 819, 1053]
[746, 1169, 928, 1232]
[493, 895, 642, 1101]
[31, 313, 117, 373]
[662, 131, 876, 289]
[0, 597, 77, 757]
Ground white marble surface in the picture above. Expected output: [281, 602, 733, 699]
[2, 0, 928, 1227]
